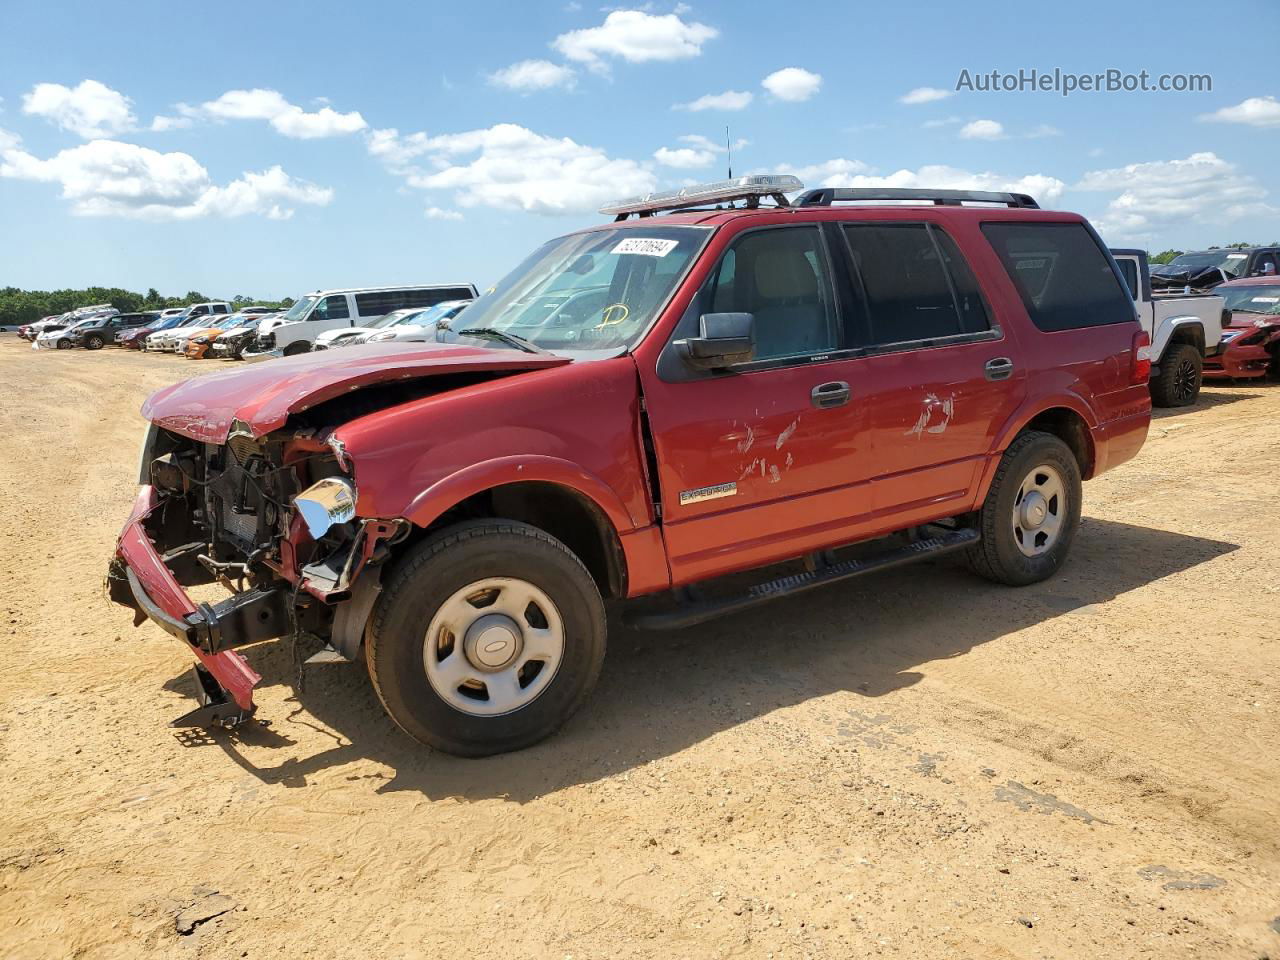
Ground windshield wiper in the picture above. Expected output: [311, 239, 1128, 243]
[455, 327, 548, 354]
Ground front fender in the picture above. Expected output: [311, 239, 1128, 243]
[401, 455, 641, 534]
[1153, 316, 1206, 360]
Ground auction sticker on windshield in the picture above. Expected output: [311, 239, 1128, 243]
[612, 237, 680, 257]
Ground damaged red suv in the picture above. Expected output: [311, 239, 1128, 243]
[109, 177, 1151, 756]
[1206, 277, 1280, 380]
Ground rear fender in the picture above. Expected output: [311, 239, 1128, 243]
[1154, 317, 1205, 362]
[975, 397, 1099, 504]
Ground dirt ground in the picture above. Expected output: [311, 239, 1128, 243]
[0, 336, 1277, 960]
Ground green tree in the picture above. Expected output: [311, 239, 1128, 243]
[1149, 249, 1183, 265]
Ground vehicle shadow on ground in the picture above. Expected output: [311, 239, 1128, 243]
[173, 517, 1237, 800]
[1153, 387, 1266, 420]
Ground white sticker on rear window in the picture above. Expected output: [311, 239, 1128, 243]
[1226, 253, 1248, 260]
[1251, 296, 1280, 303]
[611, 237, 680, 257]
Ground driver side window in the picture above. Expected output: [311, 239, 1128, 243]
[709, 226, 839, 362]
[312, 295, 350, 321]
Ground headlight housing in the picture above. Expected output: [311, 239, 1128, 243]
[293, 477, 356, 539]
[368, 331, 395, 342]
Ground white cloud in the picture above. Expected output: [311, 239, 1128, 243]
[369, 123, 655, 215]
[958, 119, 1005, 140]
[22, 80, 137, 138]
[0, 139, 332, 220]
[1027, 124, 1063, 138]
[1198, 95, 1280, 128]
[774, 157, 1066, 206]
[553, 10, 717, 72]
[488, 59, 576, 93]
[922, 115, 963, 129]
[425, 206, 463, 221]
[674, 90, 753, 112]
[762, 67, 822, 103]
[0, 127, 20, 151]
[899, 86, 953, 105]
[654, 146, 715, 169]
[150, 114, 192, 132]
[193, 88, 366, 138]
[1075, 151, 1273, 239]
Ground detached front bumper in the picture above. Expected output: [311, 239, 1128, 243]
[241, 347, 284, 363]
[108, 486, 291, 724]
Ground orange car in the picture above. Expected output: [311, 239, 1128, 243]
[184, 314, 255, 359]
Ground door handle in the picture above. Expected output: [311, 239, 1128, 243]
[984, 357, 1014, 381]
[810, 380, 850, 408]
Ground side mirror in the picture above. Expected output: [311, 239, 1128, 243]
[682, 312, 755, 370]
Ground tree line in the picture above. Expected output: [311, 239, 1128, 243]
[0, 287, 295, 327]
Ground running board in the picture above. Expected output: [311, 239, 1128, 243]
[623, 528, 980, 631]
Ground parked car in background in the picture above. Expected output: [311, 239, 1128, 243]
[1151, 246, 1280, 291]
[34, 318, 96, 350]
[110, 178, 1152, 756]
[119, 312, 186, 349]
[71, 311, 159, 350]
[245, 284, 477, 359]
[145, 303, 232, 352]
[210, 315, 275, 360]
[361, 299, 475, 346]
[1205, 277, 1280, 380]
[312, 307, 430, 351]
[1110, 250, 1225, 406]
[20, 316, 68, 341]
[185, 312, 268, 359]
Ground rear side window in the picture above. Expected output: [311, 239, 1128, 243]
[983, 222, 1134, 331]
[842, 223, 990, 346]
[354, 287, 475, 316]
[1116, 259, 1139, 299]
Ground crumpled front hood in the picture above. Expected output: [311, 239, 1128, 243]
[141, 342, 570, 444]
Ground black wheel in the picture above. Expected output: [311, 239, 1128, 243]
[283, 341, 310, 356]
[84, 333, 104, 350]
[56, 338, 72, 350]
[367, 520, 606, 757]
[965, 430, 1082, 586]
[1150, 343, 1202, 407]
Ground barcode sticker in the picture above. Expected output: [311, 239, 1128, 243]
[1251, 296, 1280, 303]
[611, 238, 680, 257]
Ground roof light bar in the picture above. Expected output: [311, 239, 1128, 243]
[600, 174, 804, 219]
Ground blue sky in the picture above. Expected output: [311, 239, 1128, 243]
[1, 0, 1277, 300]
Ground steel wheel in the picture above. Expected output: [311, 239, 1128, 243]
[423, 577, 565, 717]
[1172, 356, 1199, 403]
[1011, 463, 1066, 558]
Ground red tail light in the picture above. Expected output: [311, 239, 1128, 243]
[1130, 330, 1152, 384]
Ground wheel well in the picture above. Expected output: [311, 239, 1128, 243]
[415, 481, 627, 599]
[1164, 323, 1205, 357]
[1023, 408, 1094, 478]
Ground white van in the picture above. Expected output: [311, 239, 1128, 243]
[244, 284, 477, 359]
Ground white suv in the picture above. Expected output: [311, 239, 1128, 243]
[244, 284, 476, 360]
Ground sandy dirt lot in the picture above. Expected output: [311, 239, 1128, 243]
[0, 336, 1277, 959]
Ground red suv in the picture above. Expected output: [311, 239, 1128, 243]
[109, 177, 1151, 756]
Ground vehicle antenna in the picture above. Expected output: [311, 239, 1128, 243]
[726, 125, 733, 179]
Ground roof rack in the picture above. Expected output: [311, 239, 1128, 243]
[601, 175, 804, 220]
[795, 188, 1039, 209]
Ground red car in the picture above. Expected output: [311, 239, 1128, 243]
[1205, 277, 1280, 380]
[108, 178, 1151, 756]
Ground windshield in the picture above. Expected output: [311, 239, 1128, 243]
[368, 309, 415, 329]
[1220, 284, 1280, 316]
[395, 301, 470, 329]
[280, 296, 318, 322]
[1159, 250, 1250, 277]
[456, 226, 707, 353]
[151, 315, 183, 331]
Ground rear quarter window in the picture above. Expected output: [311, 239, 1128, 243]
[982, 222, 1135, 332]
[354, 288, 475, 317]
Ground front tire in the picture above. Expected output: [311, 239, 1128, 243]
[84, 334, 104, 350]
[56, 338, 72, 350]
[367, 520, 606, 757]
[965, 430, 1082, 586]
[1150, 342, 1202, 407]
[283, 341, 310, 356]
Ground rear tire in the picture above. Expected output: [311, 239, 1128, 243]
[1150, 342, 1202, 407]
[965, 430, 1082, 586]
[84, 334, 104, 350]
[367, 520, 606, 757]
[283, 341, 310, 356]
